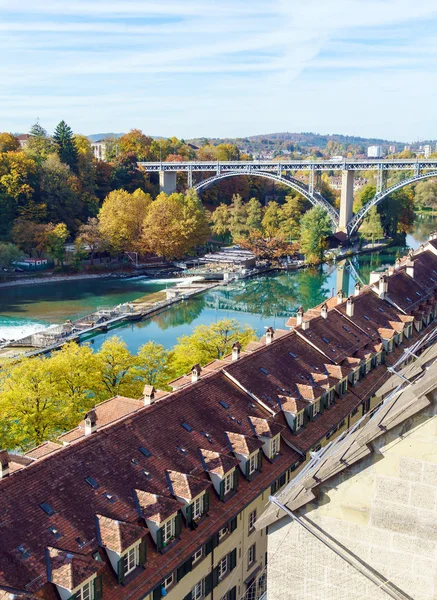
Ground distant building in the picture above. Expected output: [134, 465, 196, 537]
[367, 145, 382, 158]
[91, 139, 107, 161]
[424, 144, 432, 158]
[16, 134, 31, 148]
[388, 144, 396, 154]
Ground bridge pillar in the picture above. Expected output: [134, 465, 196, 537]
[159, 170, 177, 194]
[337, 170, 354, 233]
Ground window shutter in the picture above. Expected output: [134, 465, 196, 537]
[258, 449, 263, 471]
[67, 593, 80, 600]
[233, 468, 239, 490]
[183, 593, 192, 600]
[178, 556, 193, 581]
[303, 408, 309, 425]
[117, 557, 125, 585]
[229, 516, 237, 532]
[205, 533, 219, 556]
[212, 567, 219, 588]
[186, 503, 193, 528]
[245, 459, 250, 479]
[152, 585, 162, 600]
[177, 564, 185, 582]
[229, 587, 237, 600]
[175, 512, 183, 538]
[156, 526, 164, 552]
[219, 479, 225, 501]
[204, 573, 213, 596]
[139, 538, 147, 566]
[93, 574, 103, 600]
[229, 548, 237, 571]
[203, 490, 210, 514]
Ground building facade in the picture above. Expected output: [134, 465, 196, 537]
[367, 145, 382, 158]
[2, 237, 437, 600]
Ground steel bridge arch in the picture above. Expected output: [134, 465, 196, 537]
[193, 169, 339, 227]
[348, 170, 437, 235]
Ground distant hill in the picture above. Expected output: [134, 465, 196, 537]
[87, 133, 124, 142]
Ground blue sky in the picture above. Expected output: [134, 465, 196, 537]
[1, 0, 437, 140]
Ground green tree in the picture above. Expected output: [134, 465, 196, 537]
[45, 222, 69, 266]
[26, 121, 54, 163]
[169, 318, 256, 376]
[0, 242, 21, 268]
[279, 195, 308, 241]
[246, 197, 263, 231]
[414, 179, 437, 210]
[53, 120, 79, 171]
[95, 336, 138, 398]
[299, 206, 332, 264]
[229, 194, 248, 240]
[262, 201, 283, 239]
[353, 184, 376, 213]
[134, 341, 170, 389]
[359, 205, 384, 246]
[98, 188, 152, 252]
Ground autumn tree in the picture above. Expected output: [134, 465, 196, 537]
[134, 341, 170, 389]
[228, 194, 248, 240]
[279, 195, 309, 241]
[414, 179, 437, 210]
[11, 219, 49, 256]
[112, 152, 149, 192]
[246, 197, 263, 231]
[262, 201, 283, 239]
[53, 120, 79, 171]
[299, 206, 332, 264]
[0, 151, 37, 235]
[76, 217, 103, 264]
[211, 203, 231, 242]
[95, 336, 139, 398]
[26, 121, 54, 163]
[0, 133, 19, 152]
[118, 129, 153, 160]
[45, 222, 69, 266]
[169, 318, 256, 376]
[98, 188, 152, 252]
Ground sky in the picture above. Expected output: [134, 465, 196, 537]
[1, 0, 437, 141]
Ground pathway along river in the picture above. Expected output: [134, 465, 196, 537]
[0, 216, 435, 353]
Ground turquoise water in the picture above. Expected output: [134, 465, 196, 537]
[1, 215, 435, 351]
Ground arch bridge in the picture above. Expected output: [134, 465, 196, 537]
[138, 159, 437, 237]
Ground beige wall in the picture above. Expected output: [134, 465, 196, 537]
[267, 401, 437, 600]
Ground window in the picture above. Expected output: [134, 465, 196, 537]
[312, 401, 320, 418]
[39, 502, 55, 516]
[218, 555, 228, 580]
[248, 453, 258, 475]
[192, 581, 203, 600]
[248, 544, 256, 567]
[248, 509, 257, 534]
[77, 581, 93, 600]
[163, 573, 174, 590]
[218, 525, 228, 540]
[223, 472, 234, 495]
[162, 519, 174, 544]
[295, 411, 303, 430]
[192, 548, 203, 564]
[271, 436, 280, 458]
[123, 545, 138, 576]
[192, 496, 203, 520]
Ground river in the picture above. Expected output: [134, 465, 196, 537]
[0, 215, 435, 352]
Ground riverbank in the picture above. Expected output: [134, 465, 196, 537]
[0, 272, 116, 288]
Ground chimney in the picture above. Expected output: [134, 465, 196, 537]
[265, 327, 275, 345]
[0, 450, 9, 479]
[429, 231, 437, 241]
[354, 282, 361, 297]
[301, 319, 310, 330]
[191, 364, 202, 383]
[320, 303, 328, 319]
[369, 271, 380, 286]
[84, 409, 97, 436]
[143, 385, 156, 405]
[406, 260, 414, 279]
[346, 296, 354, 317]
[337, 290, 344, 305]
[395, 258, 401, 270]
[296, 306, 304, 326]
[408, 248, 414, 259]
[378, 275, 388, 299]
[232, 341, 241, 361]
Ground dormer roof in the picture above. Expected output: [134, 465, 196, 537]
[135, 491, 181, 524]
[248, 416, 284, 439]
[198, 449, 239, 476]
[278, 395, 309, 413]
[165, 471, 210, 501]
[47, 547, 99, 590]
[96, 515, 145, 554]
[225, 432, 263, 456]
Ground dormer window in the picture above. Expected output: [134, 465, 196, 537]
[295, 411, 304, 430]
[163, 519, 175, 544]
[247, 453, 258, 476]
[271, 436, 280, 459]
[186, 491, 209, 526]
[192, 496, 202, 520]
[122, 544, 139, 576]
[223, 471, 234, 495]
[312, 402, 320, 419]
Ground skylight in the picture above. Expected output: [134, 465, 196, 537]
[85, 476, 99, 490]
[39, 502, 55, 516]
[49, 526, 62, 539]
[363, 315, 371, 321]
[139, 446, 152, 458]
[17, 545, 31, 560]
[260, 367, 269, 375]
[289, 352, 297, 359]
[219, 400, 230, 409]
[322, 337, 330, 344]
[181, 422, 193, 432]
[343, 325, 351, 332]
[143, 470, 152, 479]
[378, 307, 385, 312]
[104, 492, 116, 503]
[177, 445, 188, 455]
[415, 291, 421, 296]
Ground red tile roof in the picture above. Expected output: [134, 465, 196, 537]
[96, 515, 145, 553]
[225, 432, 263, 456]
[135, 491, 181, 524]
[165, 471, 211, 500]
[48, 547, 100, 590]
[199, 449, 239, 476]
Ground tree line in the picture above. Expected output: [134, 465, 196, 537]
[0, 319, 255, 451]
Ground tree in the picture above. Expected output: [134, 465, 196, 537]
[0, 133, 19, 152]
[279, 195, 308, 241]
[53, 120, 79, 171]
[76, 217, 103, 264]
[169, 318, 256, 376]
[414, 179, 437, 210]
[95, 336, 139, 398]
[98, 188, 152, 252]
[229, 194, 248, 240]
[246, 197, 263, 231]
[378, 188, 415, 236]
[26, 121, 54, 163]
[216, 143, 240, 161]
[0, 357, 61, 449]
[0, 242, 21, 268]
[353, 184, 376, 213]
[0, 151, 37, 235]
[142, 191, 209, 260]
[238, 230, 297, 262]
[262, 201, 283, 239]
[359, 206, 384, 246]
[112, 152, 149, 192]
[299, 206, 332, 264]
[134, 341, 170, 389]
[11, 219, 48, 256]
[118, 129, 153, 161]
[73, 134, 97, 195]
[45, 222, 69, 266]
[211, 203, 231, 242]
